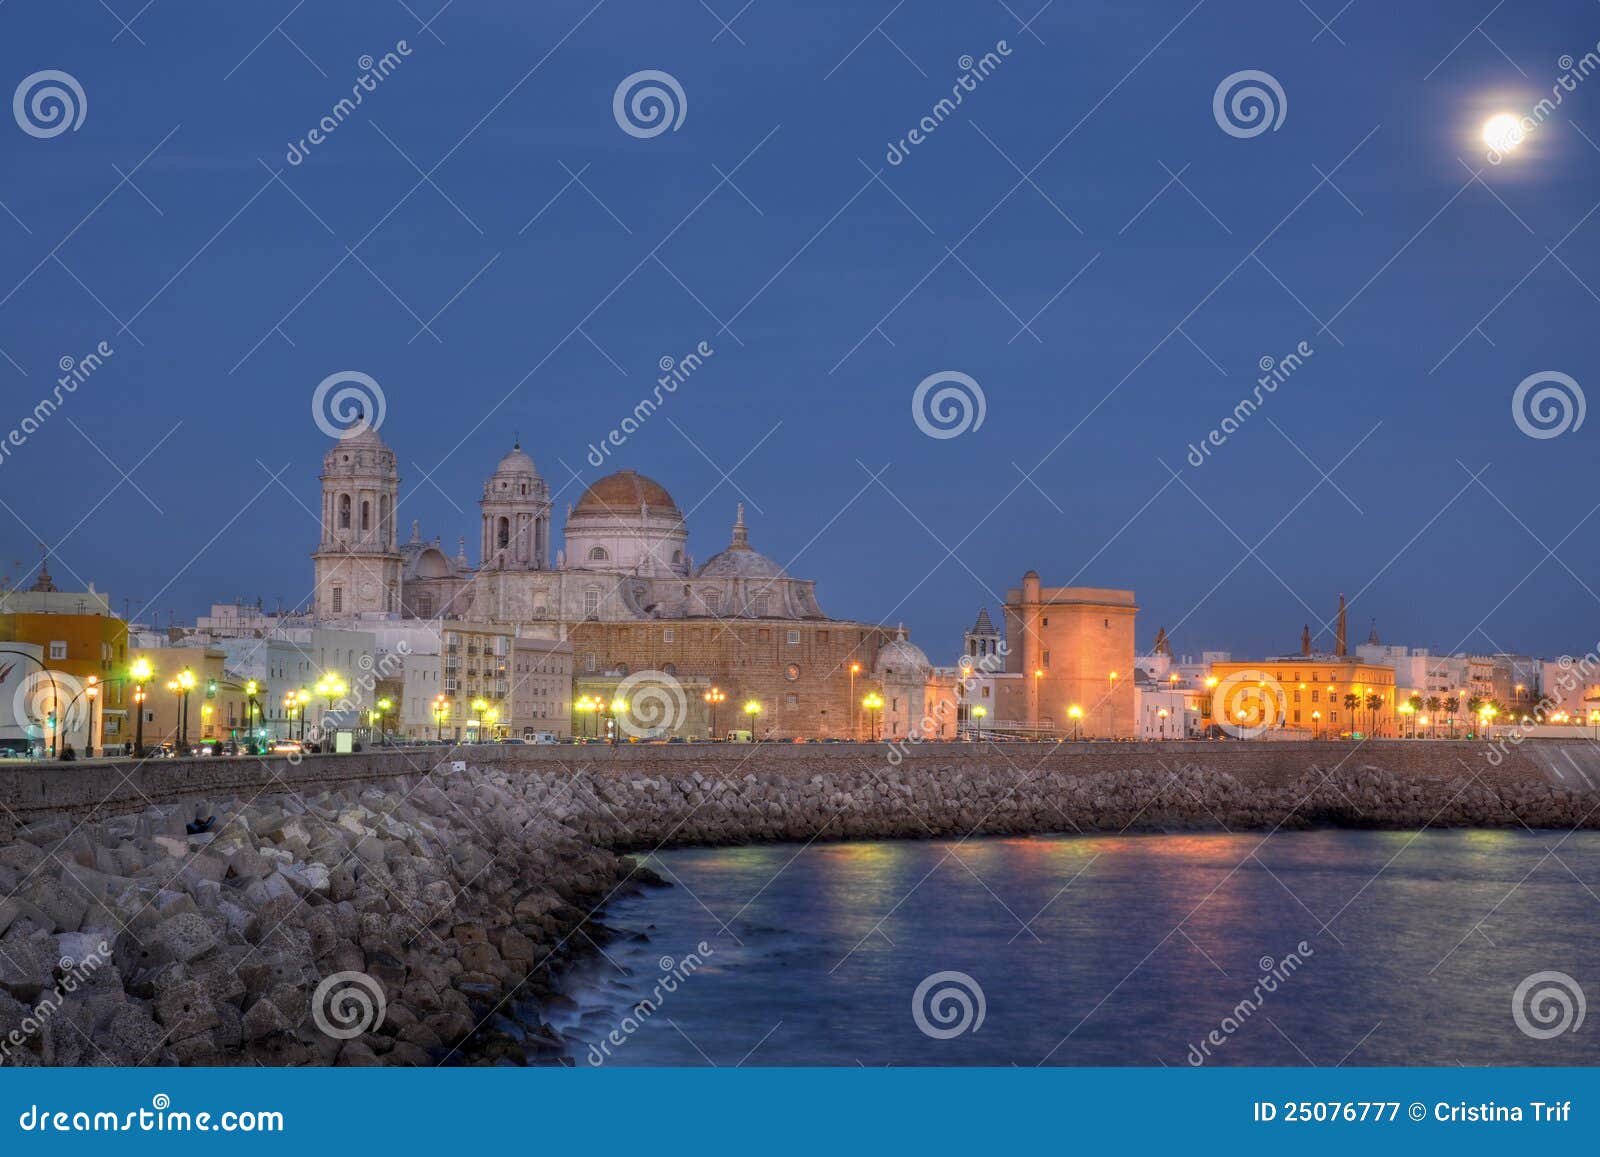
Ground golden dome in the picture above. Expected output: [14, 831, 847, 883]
[573, 469, 678, 514]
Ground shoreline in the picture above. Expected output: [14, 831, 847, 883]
[1, 756, 1595, 1066]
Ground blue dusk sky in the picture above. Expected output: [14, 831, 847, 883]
[0, 0, 1596, 660]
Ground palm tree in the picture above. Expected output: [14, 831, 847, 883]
[1343, 692, 1361, 737]
[1367, 692, 1384, 736]
[1407, 694, 1424, 738]
[1425, 696, 1442, 738]
[1443, 695, 1460, 738]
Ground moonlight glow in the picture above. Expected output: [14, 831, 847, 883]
[1483, 113, 1524, 155]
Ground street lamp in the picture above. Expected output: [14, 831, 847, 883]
[1067, 703, 1083, 741]
[471, 696, 489, 741]
[1156, 706, 1169, 741]
[861, 692, 883, 741]
[484, 706, 500, 739]
[971, 703, 987, 737]
[610, 696, 628, 745]
[172, 669, 196, 754]
[743, 699, 762, 739]
[131, 657, 153, 757]
[703, 686, 726, 739]
[432, 694, 450, 741]
[1311, 709, 1322, 740]
[849, 662, 862, 740]
[1590, 709, 1600, 740]
[243, 680, 261, 748]
[574, 694, 595, 738]
[1398, 701, 1414, 739]
[294, 689, 310, 742]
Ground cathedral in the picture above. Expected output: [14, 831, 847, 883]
[310, 422, 930, 738]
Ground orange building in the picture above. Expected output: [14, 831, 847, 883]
[1003, 573, 1137, 738]
[1205, 657, 1396, 739]
[0, 562, 128, 753]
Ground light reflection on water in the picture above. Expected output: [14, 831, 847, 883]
[549, 830, 1600, 1067]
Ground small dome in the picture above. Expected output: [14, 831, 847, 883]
[492, 443, 538, 476]
[574, 469, 678, 514]
[696, 549, 785, 579]
[696, 503, 785, 579]
[875, 628, 931, 675]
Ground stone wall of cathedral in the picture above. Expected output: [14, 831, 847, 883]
[569, 619, 899, 739]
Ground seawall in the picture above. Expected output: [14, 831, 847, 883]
[2, 737, 1593, 821]
[1, 741, 1595, 1066]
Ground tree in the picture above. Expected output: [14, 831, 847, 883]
[1407, 694, 1424, 738]
[1425, 696, 1442, 738]
[1367, 692, 1384, 737]
[1443, 695, 1460, 738]
[1343, 692, 1361, 736]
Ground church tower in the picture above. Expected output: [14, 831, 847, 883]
[312, 424, 402, 619]
[479, 441, 552, 570]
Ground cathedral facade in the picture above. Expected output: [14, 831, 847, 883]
[310, 425, 920, 738]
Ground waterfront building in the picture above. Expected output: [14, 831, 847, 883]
[1205, 655, 1397, 738]
[1002, 573, 1137, 738]
[0, 560, 128, 752]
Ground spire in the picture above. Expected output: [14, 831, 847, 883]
[1335, 593, 1348, 657]
[29, 547, 57, 593]
[1153, 626, 1171, 656]
[1368, 618, 1380, 646]
[1301, 624, 1311, 656]
[730, 503, 750, 550]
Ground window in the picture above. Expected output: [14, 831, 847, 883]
[338, 494, 351, 529]
[785, 693, 798, 708]
[583, 589, 601, 618]
[663, 628, 675, 643]
[787, 630, 800, 645]
[497, 518, 510, 549]
[331, 587, 344, 614]
[704, 590, 723, 615]
[417, 593, 435, 618]
[361, 500, 371, 532]
[588, 546, 609, 562]
[584, 653, 596, 672]
[1042, 617, 1048, 626]
[1042, 650, 1051, 669]
[48, 640, 67, 661]
[753, 594, 770, 617]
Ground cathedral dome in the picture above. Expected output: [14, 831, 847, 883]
[875, 628, 931, 677]
[574, 470, 678, 515]
[492, 443, 539, 477]
[695, 504, 785, 579]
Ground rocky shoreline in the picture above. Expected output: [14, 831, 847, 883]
[0, 759, 1593, 1066]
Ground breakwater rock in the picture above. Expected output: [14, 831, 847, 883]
[0, 758, 1592, 1066]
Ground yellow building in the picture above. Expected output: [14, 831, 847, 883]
[1206, 657, 1396, 739]
[0, 562, 129, 753]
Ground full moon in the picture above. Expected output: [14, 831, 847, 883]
[1483, 113, 1524, 155]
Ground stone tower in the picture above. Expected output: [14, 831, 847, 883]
[312, 424, 402, 619]
[966, 607, 1002, 661]
[479, 441, 552, 570]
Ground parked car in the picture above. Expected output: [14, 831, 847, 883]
[270, 739, 303, 755]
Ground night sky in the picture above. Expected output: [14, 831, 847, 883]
[1, 1, 1596, 662]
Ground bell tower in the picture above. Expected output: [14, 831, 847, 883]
[312, 425, 402, 619]
[479, 440, 552, 570]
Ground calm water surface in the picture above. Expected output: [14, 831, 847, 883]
[548, 831, 1600, 1066]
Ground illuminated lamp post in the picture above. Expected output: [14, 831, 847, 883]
[1067, 704, 1083, 741]
[743, 699, 762, 739]
[471, 696, 489, 741]
[432, 694, 450, 741]
[703, 686, 726, 739]
[849, 662, 862, 740]
[131, 657, 153, 758]
[1311, 709, 1322, 740]
[862, 692, 883, 741]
